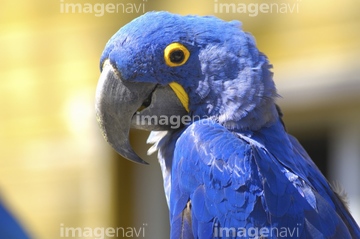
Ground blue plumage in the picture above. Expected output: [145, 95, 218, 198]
[161, 119, 359, 238]
[97, 11, 360, 238]
[0, 200, 30, 239]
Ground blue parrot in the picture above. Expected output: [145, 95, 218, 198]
[95, 11, 360, 238]
[0, 199, 30, 239]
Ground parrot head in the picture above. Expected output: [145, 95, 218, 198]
[95, 11, 278, 164]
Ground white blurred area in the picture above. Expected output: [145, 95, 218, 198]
[0, 0, 359, 238]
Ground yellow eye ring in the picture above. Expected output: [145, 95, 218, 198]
[164, 43, 190, 67]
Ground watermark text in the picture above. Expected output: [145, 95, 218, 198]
[213, 223, 301, 238]
[60, 0, 147, 17]
[214, 0, 301, 17]
[60, 223, 147, 239]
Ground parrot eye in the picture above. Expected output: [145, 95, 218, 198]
[164, 43, 190, 67]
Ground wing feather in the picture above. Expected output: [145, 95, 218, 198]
[168, 119, 360, 239]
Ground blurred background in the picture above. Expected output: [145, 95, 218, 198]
[1, 0, 359, 238]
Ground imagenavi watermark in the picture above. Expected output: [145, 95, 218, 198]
[133, 112, 216, 129]
[60, 0, 147, 17]
[214, 0, 301, 17]
[60, 223, 147, 239]
[213, 223, 301, 238]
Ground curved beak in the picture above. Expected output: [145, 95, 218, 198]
[95, 60, 188, 164]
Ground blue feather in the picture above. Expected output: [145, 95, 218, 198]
[163, 118, 360, 238]
[0, 200, 30, 239]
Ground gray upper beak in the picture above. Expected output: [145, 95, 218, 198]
[95, 60, 187, 164]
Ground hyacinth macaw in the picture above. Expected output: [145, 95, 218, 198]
[0, 199, 30, 239]
[95, 11, 360, 238]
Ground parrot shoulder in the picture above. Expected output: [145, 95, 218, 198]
[170, 118, 359, 239]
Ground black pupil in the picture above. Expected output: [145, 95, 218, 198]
[170, 50, 185, 63]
